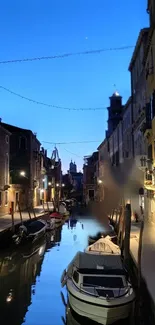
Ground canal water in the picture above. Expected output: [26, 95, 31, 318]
[0, 216, 132, 325]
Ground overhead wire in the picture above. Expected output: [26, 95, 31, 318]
[42, 140, 101, 145]
[0, 45, 134, 64]
[62, 147, 83, 158]
[0, 85, 106, 111]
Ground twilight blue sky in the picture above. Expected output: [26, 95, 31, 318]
[0, 0, 148, 172]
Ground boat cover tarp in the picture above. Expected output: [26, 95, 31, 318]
[67, 252, 124, 276]
[86, 237, 121, 255]
[27, 220, 45, 234]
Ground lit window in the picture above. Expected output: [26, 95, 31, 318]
[5, 191, 8, 206]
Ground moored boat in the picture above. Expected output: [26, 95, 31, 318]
[61, 252, 135, 325]
[12, 219, 46, 245]
[50, 211, 63, 223]
[85, 236, 121, 255]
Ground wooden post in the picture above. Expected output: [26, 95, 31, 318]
[32, 205, 36, 218]
[47, 201, 49, 212]
[138, 218, 144, 289]
[18, 201, 23, 224]
[11, 201, 15, 232]
[124, 203, 131, 263]
[27, 206, 31, 219]
[118, 206, 125, 251]
[116, 209, 119, 225]
[42, 200, 45, 211]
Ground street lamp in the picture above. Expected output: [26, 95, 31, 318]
[98, 179, 103, 184]
[20, 171, 26, 177]
[62, 183, 65, 187]
[56, 183, 59, 187]
[48, 182, 52, 186]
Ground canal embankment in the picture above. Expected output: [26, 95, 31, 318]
[0, 204, 51, 248]
[109, 207, 155, 325]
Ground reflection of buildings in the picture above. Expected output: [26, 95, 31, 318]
[66, 219, 78, 229]
[0, 240, 46, 325]
[46, 226, 62, 249]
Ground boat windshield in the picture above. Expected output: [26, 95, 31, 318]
[83, 276, 124, 288]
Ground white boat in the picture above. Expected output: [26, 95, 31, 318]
[46, 218, 56, 231]
[85, 236, 121, 255]
[61, 252, 135, 325]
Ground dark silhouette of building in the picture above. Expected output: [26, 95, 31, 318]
[69, 160, 77, 173]
[106, 92, 123, 139]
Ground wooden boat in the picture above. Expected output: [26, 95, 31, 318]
[61, 252, 135, 325]
[12, 219, 46, 245]
[85, 236, 121, 255]
[50, 211, 63, 226]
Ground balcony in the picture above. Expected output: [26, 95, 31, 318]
[144, 168, 155, 190]
[135, 155, 147, 170]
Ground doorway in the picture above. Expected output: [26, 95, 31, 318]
[89, 189, 94, 201]
[15, 192, 19, 211]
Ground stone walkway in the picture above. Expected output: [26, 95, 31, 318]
[0, 203, 54, 233]
[130, 221, 155, 306]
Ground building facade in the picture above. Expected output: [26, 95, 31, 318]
[1, 122, 41, 209]
[83, 152, 98, 204]
[0, 124, 11, 215]
[128, 28, 149, 217]
[142, 0, 155, 221]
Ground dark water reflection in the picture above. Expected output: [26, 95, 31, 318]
[0, 216, 129, 325]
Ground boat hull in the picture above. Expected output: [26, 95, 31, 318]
[67, 280, 135, 325]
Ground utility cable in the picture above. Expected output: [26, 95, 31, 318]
[0, 85, 106, 111]
[0, 46, 134, 64]
[42, 140, 101, 145]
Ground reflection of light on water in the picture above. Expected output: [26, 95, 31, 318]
[39, 245, 45, 256]
[6, 291, 13, 303]
[51, 235, 54, 242]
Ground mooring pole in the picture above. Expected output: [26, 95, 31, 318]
[124, 203, 131, 263]
[11, 201, 15, 232]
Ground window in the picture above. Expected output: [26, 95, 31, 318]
[5, 153, 9, 184]
[6, 135, 9, 143]
[83, 276, 124, 288]
[19, 136, 27, 150]
[73, 271, 79, 284]
[0, 192, 2, 206]
[5, 191, 8, 206]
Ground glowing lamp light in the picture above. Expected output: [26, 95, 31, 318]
[40, 189, 44, 193]
[98, 179, 102, 184]
[43, 178, 45, 182]
[20, 171, 26, 177]
[48, 182, 52, 186]
[6, 292, 13, 303]
[62, 183, 65, 187]
[56, 183, 59, 187]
